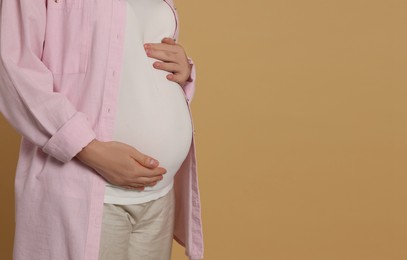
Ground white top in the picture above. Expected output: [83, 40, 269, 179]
[104, 0, 193, 205]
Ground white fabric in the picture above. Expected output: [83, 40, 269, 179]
[105, 0, 193, 205]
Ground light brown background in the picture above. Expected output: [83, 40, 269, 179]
[1, 0, 407, 259]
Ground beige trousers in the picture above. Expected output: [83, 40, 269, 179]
[98, 188, 175, 260]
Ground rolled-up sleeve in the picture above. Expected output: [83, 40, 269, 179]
[0, 0, 95, 163]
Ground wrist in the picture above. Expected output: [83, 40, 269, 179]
[76, 139, 102, 166]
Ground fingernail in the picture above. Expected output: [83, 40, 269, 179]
[144, 44, 149, 49]
[150, 158, 157, 166]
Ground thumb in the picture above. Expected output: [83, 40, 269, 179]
[161, 37, 176, 45]
[130, 149, 159, 169]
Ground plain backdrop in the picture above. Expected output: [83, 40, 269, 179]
[1, 0, 407, 259]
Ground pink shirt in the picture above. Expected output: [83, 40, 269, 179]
[0, 0, 203, 259]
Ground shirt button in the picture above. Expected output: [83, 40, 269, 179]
[112, 70, 116, 77]
[117, 33, 120, 40]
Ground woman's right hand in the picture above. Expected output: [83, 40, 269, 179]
[76, 139, 166, 191]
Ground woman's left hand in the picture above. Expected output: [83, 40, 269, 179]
[144, 37, 192, 87]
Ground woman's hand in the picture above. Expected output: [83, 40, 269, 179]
[76, 139, 166, 191]
[144, 37, 192, 87]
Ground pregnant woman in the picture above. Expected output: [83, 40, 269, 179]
[0, 0, 203, 259]
[99, 0, 193, 259]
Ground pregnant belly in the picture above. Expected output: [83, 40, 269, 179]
[112, 75, 193, 191]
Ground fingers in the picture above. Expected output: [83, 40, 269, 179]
[153, 61, 179, 73]
[152, 60, 190, 86]
[142, 37, 177, 53]
[144, 40, 178, 52]
[127, 146, 167, 180]
[161, 37, 176, 45]
[166, 73, 188, 86]
[144, 38, 191, 87]
[144, 41, 184, 62]
[129, 148, 159, 169]
[122, 173, 163, 190]
[145, 48, 177, 63]
[132, 175, 163, 186]
[123, 174, 163, 190]
[144, 44, 178, 55]
[134, 165, 167, 178]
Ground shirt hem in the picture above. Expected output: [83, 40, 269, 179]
[103, 181, 174, 205]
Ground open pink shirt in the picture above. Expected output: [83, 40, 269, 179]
[0, 0, 203, 259]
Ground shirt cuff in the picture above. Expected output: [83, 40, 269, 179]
[42, 112, 96, 163]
